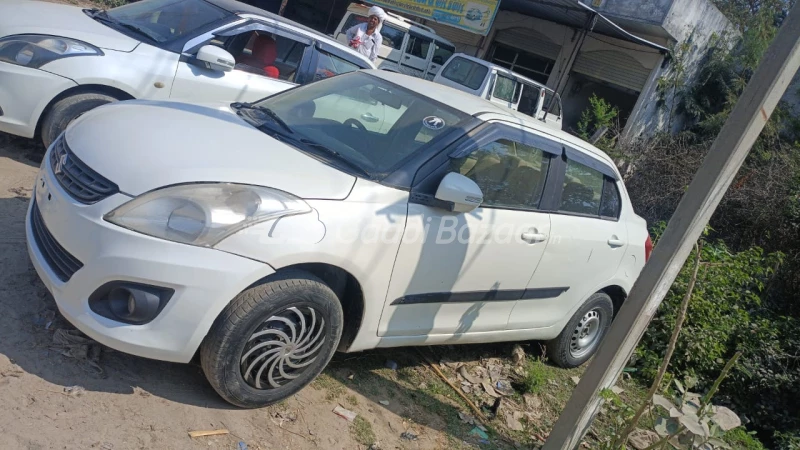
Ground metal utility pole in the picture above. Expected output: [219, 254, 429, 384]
[543, 4, 800, 449]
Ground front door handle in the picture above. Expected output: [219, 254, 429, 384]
[607, 237, 626, 247]
[361, 112, 379, 123]
[521, 229, 547, 244]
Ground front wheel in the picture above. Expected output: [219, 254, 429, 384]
[200, 270, 343, 408]
[40, 92, 119, 148]
[547, 292, 613, 368]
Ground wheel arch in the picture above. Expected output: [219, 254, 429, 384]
[270, 263, 366, 353]
[35, 84, 136, 139]
[601, 284, 628, 318]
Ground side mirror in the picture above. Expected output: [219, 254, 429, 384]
[193, 45, 235, 72]
[435, 173, 483, 213]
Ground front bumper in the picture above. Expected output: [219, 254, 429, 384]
[25, 150, 276, 363]
[0, 61, 77, 138]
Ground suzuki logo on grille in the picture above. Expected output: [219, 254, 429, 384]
[54, 154, 67, 175]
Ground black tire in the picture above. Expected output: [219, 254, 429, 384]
[40, 92, 119, 148]
[200, 270, 343, 408]
[547, 292, 614, 368]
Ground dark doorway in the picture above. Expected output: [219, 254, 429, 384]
[282, 0, 349, 34]
[560, 72, 640, 135]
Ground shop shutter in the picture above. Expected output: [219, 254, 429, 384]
[424, 21, 483, 52]
[572, 49, 652, 92]
[493, 28, 561, 61]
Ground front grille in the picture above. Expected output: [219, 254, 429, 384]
[50, 137, 118, 204]
[30, 201, 83, 282]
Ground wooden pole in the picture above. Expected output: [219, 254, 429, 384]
[543, 4, 800, 449]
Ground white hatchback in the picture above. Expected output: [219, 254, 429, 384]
[27, 70, 651, 408]
[0, 0, 375, 147]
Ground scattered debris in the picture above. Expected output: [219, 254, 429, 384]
[238, 441, 248, 450]
[488, 398, 502, 417]
[458, 412, 476, 425]
[100, 443, 114, 450]
[548, 379, 559, 387]
[495, 380, 514, 396]
[611, 385, 624, 395]
[439, 357, 461, 369]
[628, 428, 660, 450]
[523, 394, 542, 410]
[513, 366, 528, 377]
[0, 368, 23, 378]
[33, 309, 56, 329]
[469, 426, 489, 444]
[417, 349, 488, 423]
[503, 410, 525, 431]
[347, 374, 354, 380]
[418, 382, 427, 390]
[460, 382, 472, 394]
[384, 360, 398, 371]
[63, 385, 85, 397]
[50, 328, 105, 377]
[400, 431, 418, 441]
[332, 405, 357, 422]
[571, 376, 581, 385]
[133, 387, 151, 397]
[710, 405, 741, 431]
[488, 365, 503, 383]
[511, 344, 526, 365]
[379, 400, 390, 406]
[368, 444, 382, 450]
[188, 429, 229, 438]
[458, 366, 481, 385]
[482, 381, 500, 398]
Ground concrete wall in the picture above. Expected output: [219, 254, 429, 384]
[580, 0, 672, 28]
[622, 0, 736, 141]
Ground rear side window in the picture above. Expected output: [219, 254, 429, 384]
[441, 56, 489, 90]
[432, 42, 454, 65]
[600, 178, 622, 218]
[560, 159, 621, 218]
[560, 159, 603, 215]
[492, 75, 518, 102]
[313, 51, 362, 81]
[450, 139, 552, 210]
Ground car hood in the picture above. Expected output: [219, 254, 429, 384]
[0, 1, 140, 52]
[64, 100, 357, 200]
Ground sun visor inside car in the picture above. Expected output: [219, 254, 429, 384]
[449, 123, 562, 159]
[564, 146, 619, 180]
[216, 21, 313, 46]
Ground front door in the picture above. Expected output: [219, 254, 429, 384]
[170, 23, 311, 103]
[398, 32, 432, 77]
[380, 133, 556, 337]
[489, 74, 521, 110]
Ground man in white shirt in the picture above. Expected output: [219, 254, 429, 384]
[345, 6, 386, 62]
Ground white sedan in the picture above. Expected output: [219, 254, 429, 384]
[0, 0, 375, 147]
[27, 70, 651, 407]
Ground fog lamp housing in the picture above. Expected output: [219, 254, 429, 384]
[88, 282, 174, 325]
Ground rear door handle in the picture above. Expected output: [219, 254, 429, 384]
[607, 237, 626, 247]
[521, 229, 547, 244]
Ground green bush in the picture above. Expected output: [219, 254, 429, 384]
[633, 226, 799, 442]
[576, 94, 618, 142]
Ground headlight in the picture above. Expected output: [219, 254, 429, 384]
[0, 35, 102, 69]
[104, 184, 312, 247]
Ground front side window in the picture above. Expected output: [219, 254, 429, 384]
[441, 57, 489, 91]
[432, 42, 454, 65]
[106, 0, 228, 43]
[231, 32, 308, 82]
[406, 35, 432, 59]
[560, 160, 604, 215]
[450, 139, 551, 210]
[253, 73, 469, 175]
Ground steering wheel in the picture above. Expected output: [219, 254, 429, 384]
[343, 118, 367, 131]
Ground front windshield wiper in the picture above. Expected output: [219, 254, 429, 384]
[90, 10, 162, 43]
[233, 103, 294, 135]
[297, 138, 371, 178]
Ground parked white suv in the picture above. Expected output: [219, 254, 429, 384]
[0, 0, 374, 147]
[27, 70, 651, 407]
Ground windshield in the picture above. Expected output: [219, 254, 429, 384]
[251, 72, 470, 176]
[441, 56, 488, 91]
[105, 0, 229, 43]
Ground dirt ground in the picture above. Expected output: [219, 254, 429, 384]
[2, 132, 604, 450]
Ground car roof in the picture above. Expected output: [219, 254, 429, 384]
[206, 0, 375, 68]
[447, 53, 551, 91]
[345, 3, 455, 47]
[365, 70, 617, 170]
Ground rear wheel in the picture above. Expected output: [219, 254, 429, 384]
[547, 292, 613, 368]
[40, 92, 119, 148]
[200, 270, 343, 408]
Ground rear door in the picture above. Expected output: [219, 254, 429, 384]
[508, 145, 627, 329]
[380, 124, 560, 337]
[489, 74, 522, 110]
[399, 31, 432, 77]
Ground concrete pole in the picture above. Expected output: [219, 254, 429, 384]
[543, 3, 800, 449]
